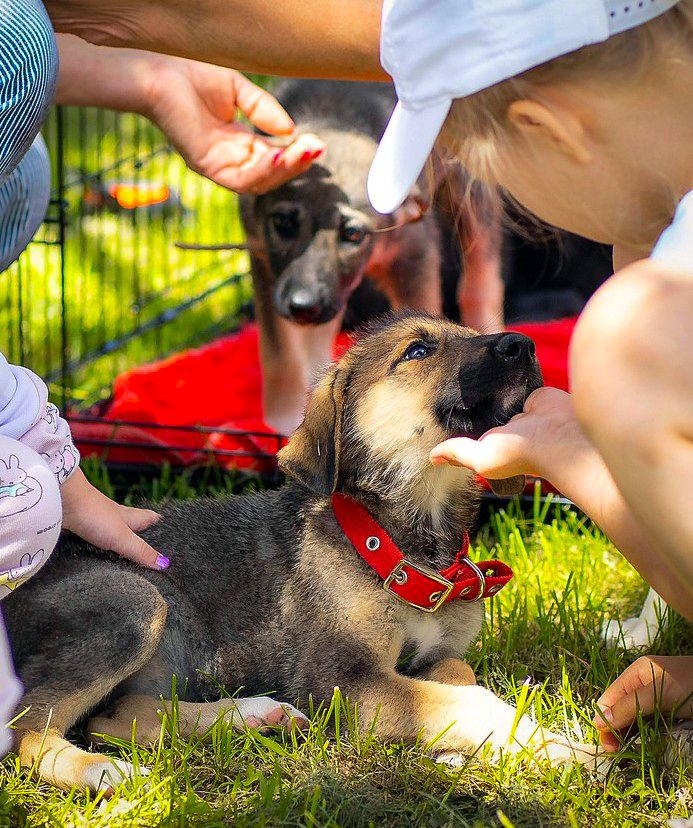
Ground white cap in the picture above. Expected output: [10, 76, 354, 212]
[368, 0, 680, 214]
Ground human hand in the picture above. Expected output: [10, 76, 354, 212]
[60, 468, 168, 570]
[593, 656, 693, 751]
[429, 386, 585, 481]
[144, 58, 325, 194]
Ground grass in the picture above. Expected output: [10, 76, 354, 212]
[1, 479, 691, 828]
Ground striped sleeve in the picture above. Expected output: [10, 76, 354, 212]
[0, 0, 58, 185]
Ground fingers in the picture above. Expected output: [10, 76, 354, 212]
[107, 521, 169, 572]
[593, 656, 667, 750]
[429, 427, 529, 479]
[215, 132, 324, 195]
[119, 505, 160, 533]
[232, 73, 295, 136]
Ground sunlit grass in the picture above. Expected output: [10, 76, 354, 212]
[2, 480, 691, 828]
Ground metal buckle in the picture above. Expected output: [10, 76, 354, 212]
[383, 560, 453, 613]
[459, 559, 486, 603]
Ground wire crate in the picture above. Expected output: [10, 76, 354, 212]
[0, 106, 281, 474]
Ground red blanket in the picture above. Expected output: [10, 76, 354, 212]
[70, 318, 576, 470]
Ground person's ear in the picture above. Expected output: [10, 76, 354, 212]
[507, 100, 591, 165]
[277, 363, 349, 495]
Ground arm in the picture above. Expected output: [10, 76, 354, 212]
[430, 387, 693, 620]
[54, 34, 325, 193]
[47, 0, 387, 80]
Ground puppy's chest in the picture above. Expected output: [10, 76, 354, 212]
[399, 603, 482, 670]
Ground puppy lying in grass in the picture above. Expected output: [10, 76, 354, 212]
[3, 314, 603, 794]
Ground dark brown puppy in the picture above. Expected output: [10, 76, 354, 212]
[3, 315, 601, 794]
[240, 80, 501, 435]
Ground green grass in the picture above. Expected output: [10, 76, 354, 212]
[1, 480, 691, 828]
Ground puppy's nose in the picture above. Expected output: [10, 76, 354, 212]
[287, 289, 323, 323]
[492, 332, 536, 362]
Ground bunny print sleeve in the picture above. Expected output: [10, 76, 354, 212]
[0, 353, 79, 485]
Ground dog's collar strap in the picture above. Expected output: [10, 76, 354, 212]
[331, 493, 512, 613]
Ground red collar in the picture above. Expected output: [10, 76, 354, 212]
[331, 493, 512, 613]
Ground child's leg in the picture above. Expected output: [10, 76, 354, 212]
[0, 435, 62, 596]
[0, 436, 61, 756]
[569, 261, 693, 611]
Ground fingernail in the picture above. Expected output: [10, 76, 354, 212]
[595, 706, 614, 726]
[156, 554, 170, 570]
[300, 150, 312, 162]
[310, 148, 324, 159]
[272, 149, 283, 166]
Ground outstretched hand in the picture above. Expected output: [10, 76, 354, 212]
[60, 468, 167, 570]
[429, 386, 583, 482]
[145, 59, 325, 194]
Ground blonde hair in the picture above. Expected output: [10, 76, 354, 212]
[440, 1, 693, 181]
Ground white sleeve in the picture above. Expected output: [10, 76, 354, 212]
[650, 191, 693, 273]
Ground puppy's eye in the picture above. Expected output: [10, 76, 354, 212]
[340, 223, 367, 244]
[401, 341, 435, 361]
[270, 210, 300, 240]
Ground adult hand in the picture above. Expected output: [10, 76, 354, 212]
[594, 656, 693, 751]
[60, 468, 167, 570]
[145, 58, 325, 194]
[429, 386, 583, 481]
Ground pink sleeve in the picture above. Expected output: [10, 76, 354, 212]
[0, 355, 80, 485]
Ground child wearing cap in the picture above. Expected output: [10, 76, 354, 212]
[367, 0, 693, 756]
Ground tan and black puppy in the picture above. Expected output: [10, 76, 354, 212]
[3, 315, 601, 794]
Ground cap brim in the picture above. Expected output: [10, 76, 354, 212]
[367, 98, 451, 215]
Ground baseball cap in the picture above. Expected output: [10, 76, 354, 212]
[367, 0, 681, 214]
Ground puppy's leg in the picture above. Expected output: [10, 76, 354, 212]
[10, 571, 167, 793]
[414, 658, 477, 687]
[88, 694, 308, 746]
[350, 671, 601, 767]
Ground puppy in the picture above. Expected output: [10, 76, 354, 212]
[240, 80, 501, 435]
[3, 315, 601, 794]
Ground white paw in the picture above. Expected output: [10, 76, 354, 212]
[231, 696, 309, 733]
[602, 615, 657, 650]
[535, 735, 611, 776]
[82, 757, 151, 795]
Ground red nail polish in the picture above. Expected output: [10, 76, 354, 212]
[300, 150, 312, 162]
[311, 148, 324, 159]
[272, 149, 283, 166]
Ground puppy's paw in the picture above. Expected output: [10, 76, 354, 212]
[81, 757, 151, 796]
[534, 734, 611, 776]
[232, 696, 309, 734]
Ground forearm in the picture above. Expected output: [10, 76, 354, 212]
[535, 436, 692, 619]
[46, 0, 387, 81]
[54, 34, 157, 114]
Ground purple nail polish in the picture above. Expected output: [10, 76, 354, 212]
[156, 554, 170, 570]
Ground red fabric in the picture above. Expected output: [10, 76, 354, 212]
[70, 317, 576, 470]
[331, 493, 512, 609]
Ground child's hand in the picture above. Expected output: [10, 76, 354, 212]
[594, 656, 693, 751]
[429, 386, 585, 481]
[60, 469, 168, 570]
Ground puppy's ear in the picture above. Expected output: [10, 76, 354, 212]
[487, 475, 526, 497]
[277, 364, 348, 496]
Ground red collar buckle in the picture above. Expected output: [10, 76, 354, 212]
[331, 493, 512, 613]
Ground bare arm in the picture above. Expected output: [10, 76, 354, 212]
[47, 0, 387, 80]
[53, 34, 326, 194]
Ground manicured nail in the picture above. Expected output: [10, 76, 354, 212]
[310, 148, 324, 159]
[156, 554, 170, 570]
[300, 150, 312, 162]
[272, 149, 283, 166]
